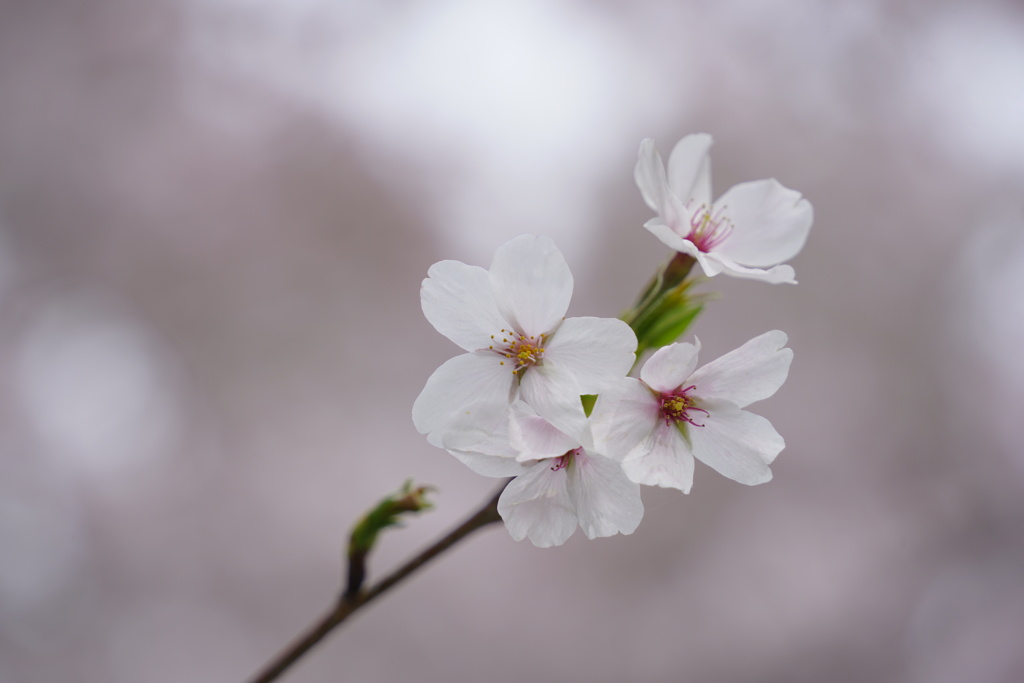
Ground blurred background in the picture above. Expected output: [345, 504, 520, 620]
[2, 0, 1024, 681]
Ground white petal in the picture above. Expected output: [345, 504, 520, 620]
[712, 256, 797, 284]
[498, 463, 578, 547]
[713, 179, 813, 267]
[450, 416, 514, 456]
[621, 423, 695, 493]
[543, 316, 637, 395]
[643, 219, 703, 256]
[692, 250, 727, 278]
[667, 133, 713, 208]
[421, 260, 509, 352]
[518, 363, 587, 438]
[447, 449, 528, 477]
[640, 341, 701, 393]
[566, 450, 644, 539]
[488, 234, 572, 337]
[636, 141, 693, 232]
[411, 352, 514, 449]
[688, 330, 792, 408]
[635, 138, 670, 214]
[687, 401, 782, 485]
[589, 378, 660, 460]
[508, 400, 581, 461]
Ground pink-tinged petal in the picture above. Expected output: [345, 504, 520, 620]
[644, 220, 703, 256]
[421, 260, 509, 352]
[635, 138, 670, 214]
[621, 423, 695, 493]
[508, 400, 581, 461]
[567, 450, 644, 539]
[488, 234, 572, 337]
[412, 352, 514, 449]
[543, 316, 637, 395]
[667, 133, 713, 208]
[640, 341, 701, 393]
[687, 401, 782, 485]
[590, 378, 660, 460]
[713, 179, 812, 267]
[447, 449, 528, 477]
[688, 330, 792, 408]
[498, 463, 578, 547]
[712, 256, 797, 284]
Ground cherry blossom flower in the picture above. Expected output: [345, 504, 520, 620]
[412, 234, 637, 450]
[486, 401, 643, 548]
[591, 331, 793, 491]
[635, 134, 813, 284]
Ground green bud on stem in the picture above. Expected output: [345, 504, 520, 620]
[345, 480, 434, 599]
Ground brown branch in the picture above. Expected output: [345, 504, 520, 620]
[247, 482, 507, 683]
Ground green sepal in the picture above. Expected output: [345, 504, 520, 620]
[629, 279, 708, 358]
[580, 394, 597, 417]
[634, 296, 705, 357]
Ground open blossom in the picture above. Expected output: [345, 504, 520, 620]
[635, 134, 813, 284]
[462, 400, 642, 548]
[412, 234, 636, 451]
[591, 331, 793, 491]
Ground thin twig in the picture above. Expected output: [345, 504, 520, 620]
[247, 483, 507, 683]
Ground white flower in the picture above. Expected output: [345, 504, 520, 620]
[635, 134, 813, 284]
[591, 331, 793, 491]
[491, 401, 643, 548]
[412, 234, 637, 450]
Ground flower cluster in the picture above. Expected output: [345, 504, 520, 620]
[413, 134, 811, 547]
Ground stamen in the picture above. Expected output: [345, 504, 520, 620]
[549, 449, 578, 471]
[688, 202, 709, 231]
[492, 328, 547, 374]
[683, 201, 734, 253]
[659, 385, 709, 427]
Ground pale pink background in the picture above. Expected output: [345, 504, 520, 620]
[3, 1, 1024, 682]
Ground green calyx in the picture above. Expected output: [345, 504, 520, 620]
[622, 253, 709, 359]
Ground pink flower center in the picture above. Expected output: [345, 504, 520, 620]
[684, 202, 733, 252]
[549, 448, 580, 471]
[489, 328, 547, 374]
[660, 385, 709, 427]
